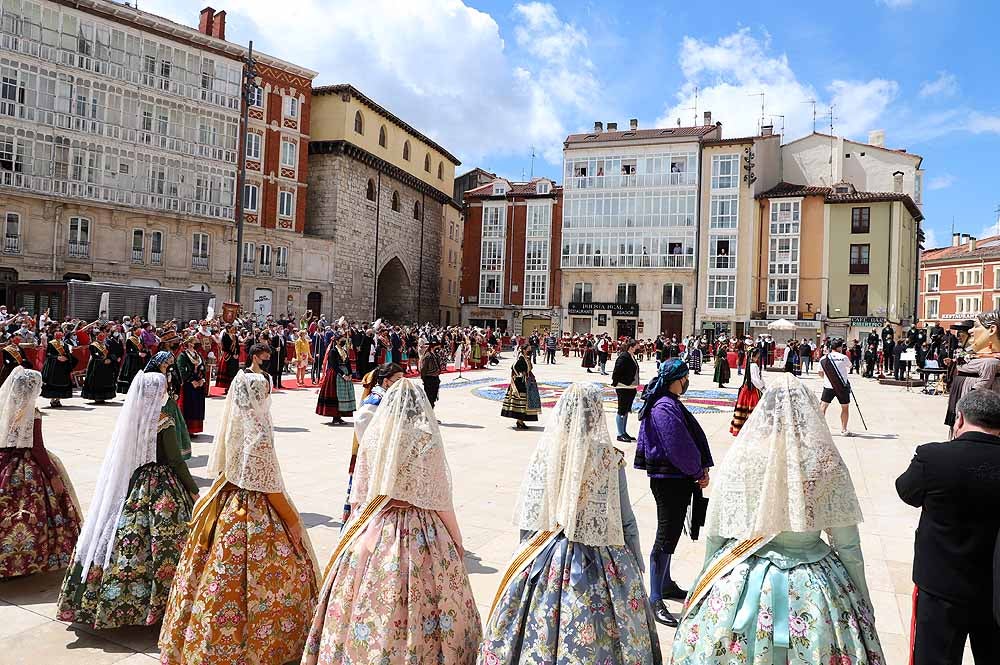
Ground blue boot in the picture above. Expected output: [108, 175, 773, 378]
[649, 550, 678, 626]
[660, 553, 688, 601]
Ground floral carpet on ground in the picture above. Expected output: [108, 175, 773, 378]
[471, 381, 735, 413]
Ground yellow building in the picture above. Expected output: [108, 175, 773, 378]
[440, 201, 463, 325]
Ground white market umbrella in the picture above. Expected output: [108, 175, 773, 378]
[767, 318, 796, 331]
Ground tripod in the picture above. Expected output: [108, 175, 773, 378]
[450, 347, 471, 383]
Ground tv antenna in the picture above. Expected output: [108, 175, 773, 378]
[529, 146, 536, 179]
[802, 99, 817, 133]
[683, 85, 698, 127]
[768, 114, 785, 136]
[748, 91, 765, 132]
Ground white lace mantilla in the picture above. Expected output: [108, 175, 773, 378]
[707, 373, 863, 540]
[514, 382, 624, 547]
[208, 370, 285, 494]
[0, 367, 41, 449]
[350, 378, 453, 511]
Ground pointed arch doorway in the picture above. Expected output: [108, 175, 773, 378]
[375, 257, 414, 323]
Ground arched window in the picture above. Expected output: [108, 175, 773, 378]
[391, 191, 400, 212]
[354, 110, 364, 135]
[366, 178, 376, 201]
[402, 141, 410, 161]
[437, 162, 443, 179]
[413, 201, 421, 219]
[378, 125, 387, 148]
[424, 154, 431, 172]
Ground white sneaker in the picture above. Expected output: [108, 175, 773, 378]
[840, 429, 853, 437]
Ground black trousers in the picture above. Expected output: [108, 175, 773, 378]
[269, 357, 284, 387]
[422, 375, 440, 407]
[883, 350, 894, 372]
[912, 588, 1000, 665]
[546, 349, 556, 364]
[617, 388, 637, 416]
[311, 354, 323, 382]
[649, 477, 694, 553]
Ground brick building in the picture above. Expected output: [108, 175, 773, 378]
[461, 177, 563, 334]
[920, 232, 1000, 326]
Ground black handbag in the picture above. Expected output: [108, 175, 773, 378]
[685, 486, 710, 541]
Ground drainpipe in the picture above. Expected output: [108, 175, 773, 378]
[52, 203, 62, 278]
[371, 171, 382, 320]
[886, 200, 893, 326]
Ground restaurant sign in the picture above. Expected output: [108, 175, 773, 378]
[850, 316, 885, 327]
[567, 301, 640, 317]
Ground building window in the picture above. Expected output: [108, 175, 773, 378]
[709, 235, 737, 271]
[3, 212, 19, 254]
[616, 283, 638, 304]
[925, 298, 939, 320]
[275, 247, 288, 276]
[378, 126, 387, 148]
[958, 268, 982, 286]
[243, 184, 259, 212]
[258, 244, 272, 275]
[768, 277, 798, 305]
[710, 194, 738, 229]
[768, 237, 799, 275]
[354, 110, 364, 135]
[850, 244, 870, 274]
[711, 154, 739, 189]
[536, 181, 550, 195]
[438, 162, 443, 180]
[424, 154, 431, 172]
[150, 231, 164, 266]
[769, 200, 801, 235]
[192, 232, 210, 268]
[479, 274, 501, 306]
[278, 191, 294, 218]
[573, 282, 593, 303]
[493, 182, 508, 196]
[480, 204, 507, 306]
[249, 85, 263, 108]
[849, 284, 869, 317]
[246, 133, 261, 160]
[280, 140, 297, 168]
[242, 242, 255, 274]
[131, 229, 144, 264]
[366, 179, 376, 202]
[524, 203, 551, 307]
[68, 217, 90, 258]
[391, 191, 401, 212]
[661, 283, 682, 309]
[708, 275, 736, 310]
[926, 272, 940, 292]
[402, 141, 410, 161]
[851, 207, 870, 233]
[285, 96, 299, 119]
[413, 201, 421, 220]
[957, 296, 982, 315]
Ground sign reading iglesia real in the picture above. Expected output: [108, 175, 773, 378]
[567, 301, 640, 317]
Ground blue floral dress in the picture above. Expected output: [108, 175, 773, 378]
[671, 528, 885, 665]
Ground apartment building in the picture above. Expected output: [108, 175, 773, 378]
[920, 233, 1000, 326]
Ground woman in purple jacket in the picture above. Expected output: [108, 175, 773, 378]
[635, 358, 714, 627]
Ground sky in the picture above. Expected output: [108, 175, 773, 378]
[143, 0, 1000, 250]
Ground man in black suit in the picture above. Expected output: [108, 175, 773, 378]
[268, 324, 286, 389]
[896, 389, 1000, 664]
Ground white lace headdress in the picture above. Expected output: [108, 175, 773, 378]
[706, 373, 863, 540]
[0, 367, 42, 449]
[514, 383, 624, 546]
[73, 370, 165, 577]
[350, 378, 453, 511]
[208, 369, 285, 493]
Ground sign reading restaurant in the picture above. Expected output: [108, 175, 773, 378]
[568, 302, 640, 317]
[850, 316, 886, 327]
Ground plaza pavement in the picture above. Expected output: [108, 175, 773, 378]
[0, 354, 973, 664]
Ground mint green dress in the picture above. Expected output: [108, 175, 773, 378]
[671, 526, 884, 665]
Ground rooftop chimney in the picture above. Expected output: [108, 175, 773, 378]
[198, 7, 215, 36]
[703, 111, 712, 126]
[869, 129, 886, 147]
[606, 122, 618, 131]
[969, 236, 977, 252]
[594, 121, 603, 133]
[893, 170, 904, 193]
[211, 10, 226, 39]
[761, 124, 773, 136]
[629, 118, 638, 130]
[952, 232, 961, 247]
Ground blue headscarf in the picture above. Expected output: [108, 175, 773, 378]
[143, 351, 173, 373]
[638, 358, 689, 421]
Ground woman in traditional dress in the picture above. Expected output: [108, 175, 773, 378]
[582, 338, 597, 373]
[175, 337, 207, 435]
[57, 366, 198, 629]
[501, 341, 542, 430]
[148, 351, 193, 461]
[0, 367, 82, 579]
[672, 373, 883, 665]
[783, 339, 801, 375]
[215, 323, 240, 392]
[687, 342, 703, 375]
[730, 347, 765, 436]
[712, 340, 730, 388]
[117, 327, 145, 393]
[316, 337, 356, 425]
[81, 331, 118, 403]
[303, 378, 481, 665]
[479, 383, 660, 665]
[470, 331, 483, 369]
[295, 329, 311, 386]
[159, 354, 319, 665]
[41, 330, 77, 407]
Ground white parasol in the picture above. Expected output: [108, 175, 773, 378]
[767, 318, 796, 331]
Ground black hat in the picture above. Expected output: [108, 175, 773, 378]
[950, 319, 975, 331]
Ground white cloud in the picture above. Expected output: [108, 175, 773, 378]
[969, 112, 1000, 134]
[922, 228, 938, 249]
[919, 71, 958, 98]
[877, 0, 914, 7]
[142, 0, 599, 167]
[657, 29, 897, 141]
[980, 222, 1000, 240]
[927, 174, 956, 190]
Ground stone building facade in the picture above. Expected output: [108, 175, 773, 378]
[439, 201, 462, 326]
[306, 85, 459, 324]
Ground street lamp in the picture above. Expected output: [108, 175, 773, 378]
[233, 41, 257, 306]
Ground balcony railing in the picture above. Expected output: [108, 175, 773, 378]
[568, 172, 696, 189]
[258, 263, 272, 276]
[191, 254, 209, 269]
[3, 235, 19, 254]
[275, 263, 287, 277]
[68, 240, 90, 258]
[241, 261, 255, 275]
[131, 248, 144, 264]
[150, 250, 163, 266]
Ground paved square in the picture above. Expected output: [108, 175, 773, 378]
[0, 355, 972, 664]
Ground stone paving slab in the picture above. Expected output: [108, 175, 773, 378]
[0, 355, 975, 663]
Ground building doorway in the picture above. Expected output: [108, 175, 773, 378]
[307, 291, 323, 318]
[0, 268, 16, 309]
[660, 311, 683, 338]
[376, 257, 414, 323]
[616, 318, 637, 339]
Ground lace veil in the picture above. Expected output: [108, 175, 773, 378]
[208, 369, 285, 493]
[73, 371, 165, 577]
[350, 378, 453, 511]
[0, 367, 42, 449]
[514, 383, 624, 546]
[706, 373, 863, 540]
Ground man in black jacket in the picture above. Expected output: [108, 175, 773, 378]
[896, 389, 1000, 664]
[268, 325, 286, 389]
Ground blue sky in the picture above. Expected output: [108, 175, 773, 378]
[146, 0, 1000, 248]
